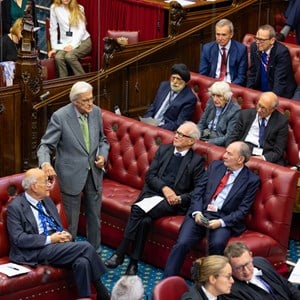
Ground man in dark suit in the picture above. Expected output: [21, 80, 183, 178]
[199, 19, 248, 86]
[6, 168, 110, 300]
[37, 81, 110, 254]
[142, 63, 197, 131]
[163, 141, 260, 278]
[247, 24, 296, 99]
[223, 242, 300, 300]
[227, 91, 288, 165]
[104, 121, 207, 275]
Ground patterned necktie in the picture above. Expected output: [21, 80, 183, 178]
[219, 47, 227, 80]
[174, 152, 182, 157]
[37, 201, 62, 236]
[79, 115, 90, 151]
[154, 91, 176, 121]
[261, 52, 268, 91]
[210, 170, 232, 201]
[259, 118, 266, 148]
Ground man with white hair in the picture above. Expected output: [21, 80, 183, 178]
[37, 81, 109, 254]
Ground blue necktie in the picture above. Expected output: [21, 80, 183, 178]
[259, 118, 266, 148]
[37, 202, 62, 236]
[261, 52, 268, 91]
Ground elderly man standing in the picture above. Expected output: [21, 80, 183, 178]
[163, 141, 260, 278]
[142, 63, 197, 131]
[105, 121, 207, 276]
[199, 19, 248, 86]
[7, 168, 110, 300]
[227, 91, 288, 165]
[247, 24, 296, 98]
[37, 81, 109, 254]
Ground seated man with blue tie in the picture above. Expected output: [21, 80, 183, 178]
[163, 141, 260, 278]
[247, 24, 296, 99]
[226, 91, 288, 165]
[142, 63, 197, 131]
[223, 242, 300, 300]
[104, 121, 207, 276]
[6, 168, 110, 300]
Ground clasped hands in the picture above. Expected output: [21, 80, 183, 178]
[50, 231, 72, 244]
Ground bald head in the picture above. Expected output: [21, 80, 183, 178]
[256, 92, 278, 118]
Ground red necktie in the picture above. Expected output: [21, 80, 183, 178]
[210, 170, 232, 201]
[219, 47, 227, 80]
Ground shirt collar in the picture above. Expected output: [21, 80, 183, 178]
[174, 148, 189, 157]
[25, 192, 40, 207]
[201, 286, 217, 300]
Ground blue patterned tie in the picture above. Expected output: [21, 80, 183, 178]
[261, 52, 268, 91]
[37, 202, 62, 236]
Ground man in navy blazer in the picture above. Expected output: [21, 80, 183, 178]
[143, 63, 197, 131]
[247, 24, 296, 99]
[199, 19, 248, 86]
[227, 92, 288, 165]
[7, 168, 110, 300]
[163, 141, 260, 278]
[223, 242, 300, 300]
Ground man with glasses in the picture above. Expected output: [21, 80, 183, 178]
[199, 19, 248, 86]
[142, 63, 197, 131]
[163, 141, 260, 278]
[227, 91, 288, 165]
[105, 122, 207, 276]
[37, 81, 109, 255]
[223, 242, 300, 299]
[247, 24, 296, 99]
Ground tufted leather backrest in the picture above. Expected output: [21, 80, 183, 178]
[102, 110, 174, 189]
[0, 173, 68, 259]
[188, 72, 300, 166]
[242, 33, 300, 85]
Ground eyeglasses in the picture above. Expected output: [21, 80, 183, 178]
[80, 96, 95, 104]
[254, 37, 271, 43]
[175, 130, 192, 139]
[233, 260, 253, 272]
[217, 273, 233, 280]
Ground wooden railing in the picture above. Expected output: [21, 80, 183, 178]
[33, 0, 258, 110]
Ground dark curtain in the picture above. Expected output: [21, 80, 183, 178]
[79, 0, 165, 70]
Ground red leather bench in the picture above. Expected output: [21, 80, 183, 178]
[0, 110, 297, 297]
[93, 110, 297, 278]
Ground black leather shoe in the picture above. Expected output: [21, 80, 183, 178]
[125, 262, 138, 275]
[104, 253, 124, 268]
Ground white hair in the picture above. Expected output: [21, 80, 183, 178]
[111, 275, 144, 300]
[69, 81, 93, 102]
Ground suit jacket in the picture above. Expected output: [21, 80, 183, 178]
[37, 103, 110, 195]
[189, 160, 260, 235]
[144, 81, 197, 131]
[223, 257, 300, 300]
[7, 193, 65, 266]
[181, 285, 220, 300]
[199, 40, 248, 86]
[247, 41, 297, 98]
[227, 108, 288, 165]
[285, 0, 300, 44]
[136, 144, 207, 215]
[198, 98, 241, 146]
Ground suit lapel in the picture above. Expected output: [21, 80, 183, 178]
[22, 195, 39, 234]
[174, 149, 192, 185]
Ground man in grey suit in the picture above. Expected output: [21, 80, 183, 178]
[7, 168, 110, 300]
[37, 81, 109, 254]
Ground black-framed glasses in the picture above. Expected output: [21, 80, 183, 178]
[175, 130, 192, 138]
[254, 37, 271, 42]
[233, 260, 253, 272]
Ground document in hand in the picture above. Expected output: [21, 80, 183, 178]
[0, 263, 31, 277]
